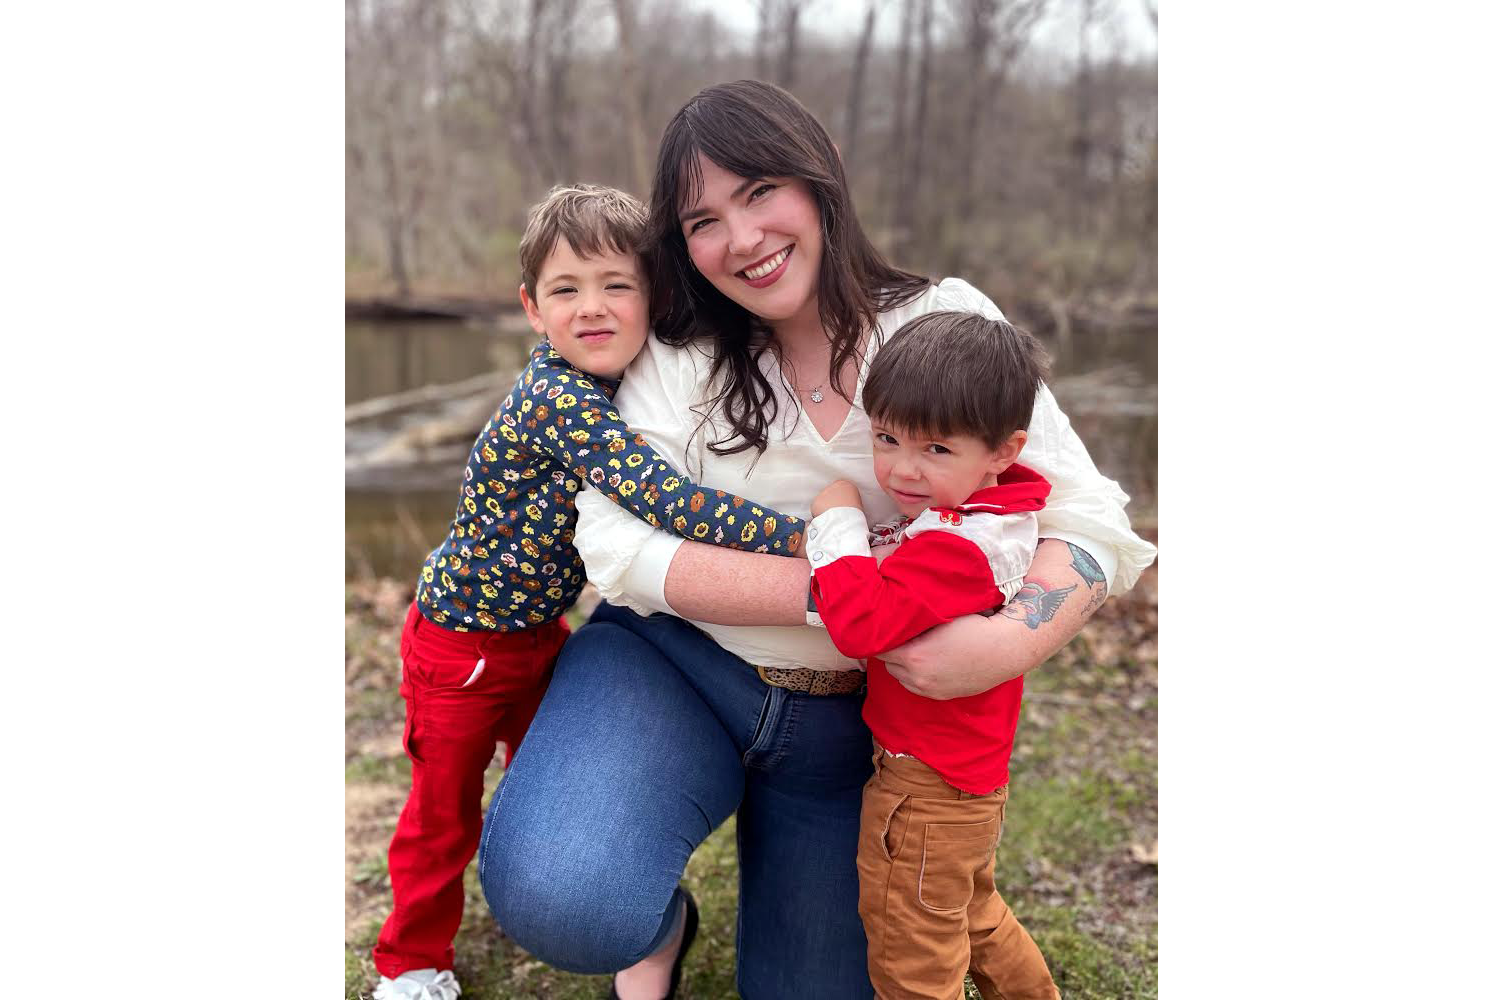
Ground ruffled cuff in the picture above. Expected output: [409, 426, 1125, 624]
[806, 507, 872, 570]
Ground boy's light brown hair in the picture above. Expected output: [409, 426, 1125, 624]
[862, 311, 1051, 448]
[518, 183, 649, 300]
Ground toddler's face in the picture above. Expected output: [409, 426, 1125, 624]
[870, 423, 1019, 518]
[521, 239, 649, 379]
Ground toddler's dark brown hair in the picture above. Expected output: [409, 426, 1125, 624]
[862, 311, 1050, 447]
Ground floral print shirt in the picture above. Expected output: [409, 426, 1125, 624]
[416, 340, 807, 632]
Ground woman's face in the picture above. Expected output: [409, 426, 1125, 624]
[678, 154, 824, 329]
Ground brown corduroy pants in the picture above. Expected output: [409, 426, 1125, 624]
[855, 748, 1060, 1000]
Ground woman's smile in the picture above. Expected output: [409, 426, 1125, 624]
[737, 245, 793, 286]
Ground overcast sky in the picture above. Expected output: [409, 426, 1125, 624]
[681, 0, 1159, 62]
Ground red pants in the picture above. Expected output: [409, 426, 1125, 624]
[373, 602, 569, 978]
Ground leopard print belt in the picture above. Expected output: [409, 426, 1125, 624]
[754, 664, 865, 696]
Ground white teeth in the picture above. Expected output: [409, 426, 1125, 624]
[742, 246, 790, 280]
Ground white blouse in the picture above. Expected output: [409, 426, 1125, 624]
[574, 277, 1158, 670]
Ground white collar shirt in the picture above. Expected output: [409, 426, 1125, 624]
[573, 277, 1157, 670]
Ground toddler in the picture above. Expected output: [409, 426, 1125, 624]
[807, 310, 1061, 1000]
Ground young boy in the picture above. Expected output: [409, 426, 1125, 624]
[372, 184, 806, 1000]
[807, 311, 1062, 1000]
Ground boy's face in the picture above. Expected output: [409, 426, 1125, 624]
[519, 238, 649, 379]
[870, 422, 1027, 518]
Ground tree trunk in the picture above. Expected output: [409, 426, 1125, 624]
[1073, 0, 1101, 237]
[894, 0, 931, 264]
[884, 0, 914, 233]
[384, 226, 411, 297]
[519, 0, 554, 180]
[612, 0, 650, 195]
[949, 0, 997, 274]
[946, 0, 1047, 273]
[545, 0, 580, 181]
[842, 1, 877, 166]
[776, 2, 802, 91]
[755, 0, 772, 80]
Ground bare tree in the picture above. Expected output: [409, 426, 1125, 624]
[346, 0, 449, 296]
[611, 0, 651, 195]
[343, 0, 1158, 305]
[1072, 0, 1105, 235]
[455, 0, 548, 188]
[542, 0, 583, 180]
[893, 0, 932, 264]
[775, 0, 805, 90]
[754, 0, 773, 79]
[882, 0, 915, 232]
[946, 0, 1048, 273]
[744, 0, 807, 89]
[842, 0, 880, 166]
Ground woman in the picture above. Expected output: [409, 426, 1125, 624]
[477, 80, 1156, 999]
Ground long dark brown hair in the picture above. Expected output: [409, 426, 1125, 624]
[647, 79, 931, 457]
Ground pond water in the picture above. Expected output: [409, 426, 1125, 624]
[346, 316, 1157, 581]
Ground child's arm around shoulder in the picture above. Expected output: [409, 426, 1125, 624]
[572, 339, 808, 627]
[523, 348, 806, 556]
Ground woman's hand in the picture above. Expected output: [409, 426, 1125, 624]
[879, 538, 1108, 699]
[811, 479, 865, 517]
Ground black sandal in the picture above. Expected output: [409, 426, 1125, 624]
[664, 890, 699, 998]
[607, 888, 699, 1000]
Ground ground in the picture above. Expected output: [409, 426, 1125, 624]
[345, 563, 1157, 999]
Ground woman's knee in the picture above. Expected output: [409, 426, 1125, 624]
[473, 626, 689, 972]
[478, 797, 670, 972]
[474, 618, 738, 971]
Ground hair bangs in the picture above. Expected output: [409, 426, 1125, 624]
[559, 221, 627, 265]
[862, 311, 1048, 449]
[520, 184, 648, 298]
[667, 86, 832, 220]
[662, 120, 706, 221]
[864, 357, 995, 445]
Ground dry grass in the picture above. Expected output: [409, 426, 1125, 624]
[345, 566, 1157, 999]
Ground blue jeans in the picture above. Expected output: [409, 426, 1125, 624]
[477, 602, 876, 998]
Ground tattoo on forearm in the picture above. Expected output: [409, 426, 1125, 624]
[996, 580, 1077, 630]
[1066, 542, 1109, 618]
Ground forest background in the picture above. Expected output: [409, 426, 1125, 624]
[346, 1, 1158, 997]
[345, 0, 1157, 314]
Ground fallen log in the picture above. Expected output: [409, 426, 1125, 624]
[345, 296, 514, 321]
[346, 371, 509, 424]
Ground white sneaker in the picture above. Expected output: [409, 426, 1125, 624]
[373, 968, 461, 1000]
